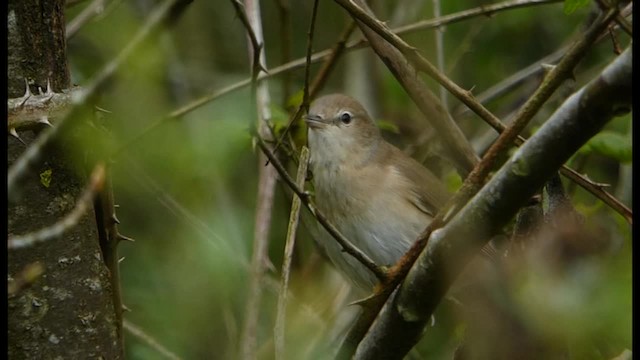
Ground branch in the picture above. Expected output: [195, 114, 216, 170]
[123, 320, 182, 360]
[229, 0, 267, 82]
[355, 45, 632, 360]
[274, 147, 309, 360]
[343, 0, 480, 175]
[8, 163, 105, 249]
[8, 0, 183, 196]
[270, 0, 321, 155]
[337, 10, 623, 356]
[115, 0, 560, 152]
[335, 0, 631, 225]
[238, 1, 276, 358]
[66, 0, 106, 40]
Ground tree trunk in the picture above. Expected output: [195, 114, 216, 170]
[8, 0, 122, 358]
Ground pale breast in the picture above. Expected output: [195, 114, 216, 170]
[311, 162, 432, 291]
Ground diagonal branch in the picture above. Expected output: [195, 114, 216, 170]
[229, 0, 267, 82]
[337, 8, 623, 357]
[355, 45, 632, 360]
[345, 0, 480, 174]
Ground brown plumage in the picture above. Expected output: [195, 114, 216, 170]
[305, 94, 451, 292]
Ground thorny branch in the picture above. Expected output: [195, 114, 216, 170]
[333, 0, 631, 220]
[229, 0, 267, 83]
[335, 6, 623, 358]
[354, 45, 632, 360]
[347, 0, 480, 174]
[8, 0, 184, 195]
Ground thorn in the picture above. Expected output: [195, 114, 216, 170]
[18, 79, 32, 107]
[348, 292, 385, 308]
[430, 315, 436, 327]
[9, 128, 26, 145]
[122, 304, 132, 312]
[118, 256, 125, 263]
[23, 78, 32, 97]
[38, 117, 53, 127]
[113, 204, 120, 208]
[540, 63, 556, 76]
[94, 105, 112, 114]
[38, 86, 45, 95]
[42, 93, 55, 104]
[45, 79, 53, 95]
[117, 234, 135, 243]
[111, 214, 120, 225]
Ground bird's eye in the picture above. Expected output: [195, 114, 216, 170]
[340, 112, 352, 124]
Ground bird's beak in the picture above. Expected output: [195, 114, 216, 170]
[304, 114, 328, 129]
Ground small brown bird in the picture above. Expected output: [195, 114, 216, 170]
[305, 94, 451, 292]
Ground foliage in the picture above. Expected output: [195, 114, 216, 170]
[31, 0, 632, 358]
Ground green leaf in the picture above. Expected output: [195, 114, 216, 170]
[40, 168, 52, 188]
[286, 89, 304, 109]
[376, 119, 400, 134]
[444, 170, 463, 193]
[563, 0, 590, 14]
[578, 131, 632, 163]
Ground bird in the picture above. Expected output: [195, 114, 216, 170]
[304, 93, 451, 292]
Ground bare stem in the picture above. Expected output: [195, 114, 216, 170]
[274, 147, 310, 360]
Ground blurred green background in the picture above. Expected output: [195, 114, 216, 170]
[64, 0, 631, 358]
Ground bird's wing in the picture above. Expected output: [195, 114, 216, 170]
[387, 145, 451, 218]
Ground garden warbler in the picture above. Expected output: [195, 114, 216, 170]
[305, 94, 451, 292]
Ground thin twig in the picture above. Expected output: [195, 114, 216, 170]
[274, 147, 310, 360]
[346, 0, 480, 174]
[123, 320, 182, 360]
[66, 0, 106, 40]
[114, 0, 560, 153]
[229, 0, 267, 82]
[274, 0, 292, 105]
[432, 0, 447, 107]
[239, 1, 276, 358]
[254, 135, 386, 281]
[334, 0, 630, 222]
[271, 0, 320, 155]
[308, 21, 357, 99]
[8, 164, 106, 249]
[594, 0, 632, 36]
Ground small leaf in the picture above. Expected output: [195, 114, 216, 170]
[444, 170, 463, 193]
[578, 131, 632, 163]
[40, 169, 52, 188]
[563, 0, 590, 14]
[286, 90, 304, 109]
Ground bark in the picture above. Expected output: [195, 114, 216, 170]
[8, 0, 122, 358]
